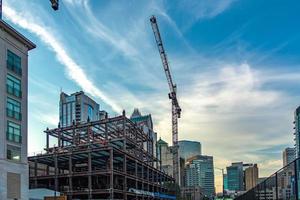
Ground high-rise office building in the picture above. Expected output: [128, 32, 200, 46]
[223, 174, 228, 190]
[185, 155, 215, 198]
[178, 140, 201, 160]
[59, 91, 101, 127]
[157, 138, 174, 176]
[130, 108, 157, 158]
[283, 147, 296, 166]
[294, 106, 300, 158]
[244, 164, 258, 191]
[227, 162, 244, 191]
[0, 20, 35, 199]
[157, 138, 185, 186]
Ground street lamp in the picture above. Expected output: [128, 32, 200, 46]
[215, 167, 225, 198]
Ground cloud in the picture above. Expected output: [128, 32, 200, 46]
[5, 1, 300, 193]
[34, 111, 58, 127]
[3, 3, 122, 113]
[181, 0, 236, 20]
[63, 0, 192, 90]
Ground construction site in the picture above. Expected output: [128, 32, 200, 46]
[25, 7, 182, 199]
[28, 112, 175, 200]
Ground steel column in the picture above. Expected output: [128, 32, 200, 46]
[110, 149, 114, 200]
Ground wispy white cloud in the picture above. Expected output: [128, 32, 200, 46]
[33, 111, 58, 127]
[3, 3, 122, 113]
[5, 1, 300, 193]
[63, 0, 190, 90]
[181, 0, 236, 20]
[29, 76, 60, 95]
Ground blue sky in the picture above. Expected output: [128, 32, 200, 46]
[4, 0, 300, 191]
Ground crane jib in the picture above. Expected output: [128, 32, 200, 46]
[150, 15, 181, 185]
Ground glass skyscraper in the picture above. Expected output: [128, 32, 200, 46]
[185, 155, 215, 198]
[226, 162, 244, 191]
[178, 140, 201, 160]
[59, 91, 101, 127]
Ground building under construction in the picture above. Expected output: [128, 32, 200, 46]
[28, 112, 175, 200]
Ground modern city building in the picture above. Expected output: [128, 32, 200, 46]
[244, 164, 258, 191]
[294, 106, 300, 158]
[0, 20, 36, 199]
[130, 108, 157, 159]
[185, 155, 215, 198]
[59, 91, 101, 127]
[178, 140, 201, 160]
[283, 147, 296, 166]
[223, 174, 228, 190]
[157, 138, 185, 186]
[157, 138, 174, 177]
[226, 162, 244, 192]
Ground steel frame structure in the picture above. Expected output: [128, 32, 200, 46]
[28, 112, 175, 200]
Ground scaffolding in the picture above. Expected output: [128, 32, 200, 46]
[28, 112, 175, 200]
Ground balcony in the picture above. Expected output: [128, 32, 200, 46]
[7, 132, 22, 143]
[7, 108, 22, 120]
[7, 60, 22, 76]
[7, 85, 22, 98]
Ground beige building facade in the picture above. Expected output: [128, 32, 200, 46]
[0, 20, 35, 200]
[244, 164, 258, 191]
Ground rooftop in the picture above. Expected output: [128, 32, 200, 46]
[0, 20, 36, 50]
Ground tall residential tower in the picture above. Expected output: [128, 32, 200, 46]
[294, 106, 300, 158]
[0, 20, 35, 200]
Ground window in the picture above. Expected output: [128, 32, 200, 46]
[72, 102, 75, 122]
[7, 98, 21, 120]
[7, 145, 21, 162]
[7, 50, 22, 75]
[7, 172, 21, 199]
[7, 74, 21, 97]
[67, 103, 71, 125]
[7, 121, 21, 143]
[88, 105, 94, 120]
[62, 104, 67, 126]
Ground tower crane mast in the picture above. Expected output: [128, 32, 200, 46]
[150, 16, 181, 185]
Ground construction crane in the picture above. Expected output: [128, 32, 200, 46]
[150, 15, 182, 185]
[50, 0, 59, 11]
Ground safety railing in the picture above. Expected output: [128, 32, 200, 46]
[235, 158, 300, 200]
